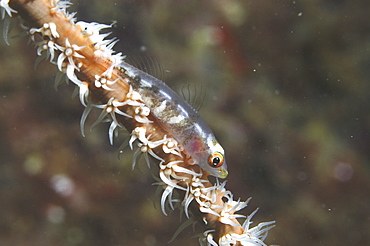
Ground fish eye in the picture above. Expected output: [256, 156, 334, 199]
[208, 152, 224, 168]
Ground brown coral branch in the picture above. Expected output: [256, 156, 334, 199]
[3, 0, 274, 245]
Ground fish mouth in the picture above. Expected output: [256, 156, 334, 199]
[219, 168, 228, 179]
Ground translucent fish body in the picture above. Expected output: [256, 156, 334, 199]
[120, 61, 228, 178]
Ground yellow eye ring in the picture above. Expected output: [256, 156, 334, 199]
[208, 152, 224, 168]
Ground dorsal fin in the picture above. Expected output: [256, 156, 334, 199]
[126, 55, 169, 81]
[125, 55, 205, 111]
[178, 83, 206, 112]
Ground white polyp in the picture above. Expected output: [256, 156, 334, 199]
[78, 82, 89, 107]
[128, 90, 142, 101]
[166, 139, 175, 148]
[168, 169, 190, 181]
[213, 180, 233, 200]
[131, 148, 143, 170]
[135, 106, 150, 117]
[2, 15, 11, 45]
[219, 213, 245, 227]
[37, 43, 48, 55]
[145, 136, 166, 149]
[129, 133, 137, 150]
[56, 52, 66, 71]
[126, 85, 143, 102]
[201, 207, 220, 218]
[89, 108, 108, 132]
[129, 127, 175, 167]
[242, 208, 259, 231]
[183, 191, 194, 218]
[66, 64, 83, 86]
[134, 115, 153, 124]
[171, 165, 201, 177]
[162, 138, 182, 157]
[48, 23, 60, 38]
[129, 145, 152, 170]
[221, 200, 245, 222]
[205, 232, 218, 246]
[36, 40, 58, 63]
[94, 74, 117, 91]
[159, 160, 183, 170]
[64, 47, 73, 56]
[80, 103, 93, 137]
[108, 120, 121, 145]
[113, 106, 132, 118]
[133, 106, 152, 123]
[249, 221, 276, 241]
[146, 148, 165, 163]
[54, 71, 68, 90]
[182, 176, 210, 218]
[160, 185, 175, 216]
[134, 140, 165, 165]
[56, 39, 85, 74]
[191, 177, 208, 188]
[129, 127, 146, 149]
[211, 208, 275, 246]
[195, 189, 221, 209]
[65, 11, 77, 24]
[88, 98, 131, 137]
[76, 21, 113, 45]
[159, 169, 187, 192]
[0, 0, 17, 18]
[29, 22, 60, 39]
[202, 217, 208, 225]
[106, 40, 119, 53]
[51, 0, 72, 15]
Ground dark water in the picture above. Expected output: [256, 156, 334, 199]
[0, 0, 368, 245]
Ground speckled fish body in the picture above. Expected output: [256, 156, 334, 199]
[120, 61, 228, 178]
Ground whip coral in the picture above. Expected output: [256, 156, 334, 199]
[1, 0, 275, 245]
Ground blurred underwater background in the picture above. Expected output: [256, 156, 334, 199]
[0, 0, 369, 245]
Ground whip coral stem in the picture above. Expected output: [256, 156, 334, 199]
[3, 0, 275, 245]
